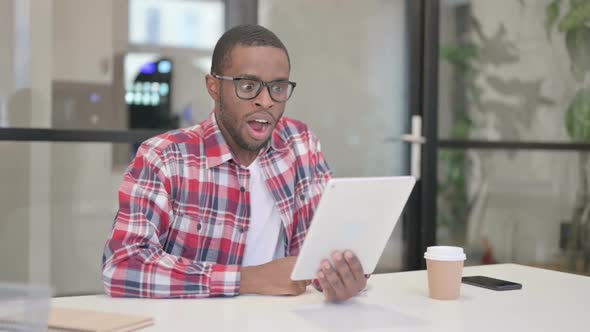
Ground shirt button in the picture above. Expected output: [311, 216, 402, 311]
[240, 186, 246, 193]
[239, 227, 245, 233]
[300, 194, 305, 201]
[197, 223, 202, 231]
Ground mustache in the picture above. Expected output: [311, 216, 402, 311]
[246, 109, 277, 122]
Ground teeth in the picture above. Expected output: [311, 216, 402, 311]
[254, 119, 269, 124]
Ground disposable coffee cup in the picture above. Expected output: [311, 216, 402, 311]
[424, 246, 466, 300]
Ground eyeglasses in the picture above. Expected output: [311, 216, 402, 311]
[212, 73, 296, 103]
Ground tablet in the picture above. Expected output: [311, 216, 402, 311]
[290, 176, 416, 280]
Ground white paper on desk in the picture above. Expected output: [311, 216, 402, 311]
[291, 301, 427, 331]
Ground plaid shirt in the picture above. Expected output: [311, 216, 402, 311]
[102, 113, 332, 298]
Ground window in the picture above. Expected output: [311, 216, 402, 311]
[129, 0, 225, 50]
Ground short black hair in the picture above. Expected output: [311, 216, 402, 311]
[211, 24, 290, 75]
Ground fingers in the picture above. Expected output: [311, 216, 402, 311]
[332, 252, 356, 296]
[343, 251, 365, 282]
[317, 271, 338, 302]
[318, 251, 367, 302]
[320, 259, 351, 301]
[343, 251, 367, 291]
[349, 252, 368, 291]
[321, 259, 346, 291]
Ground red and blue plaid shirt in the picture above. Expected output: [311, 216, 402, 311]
[102, 113, 332, 298]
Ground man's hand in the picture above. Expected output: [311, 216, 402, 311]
[316, 250, 367, 302]
[240, 256, 310, 296]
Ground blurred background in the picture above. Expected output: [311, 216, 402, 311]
[0, 0, 588, 296]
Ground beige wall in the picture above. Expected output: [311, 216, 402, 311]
[0, 140, 30, 282]
[3, 0, 216, 294]
[0, 0, 53, 285]
[50, 143, 122, 295]
[0, 0, 28, 283]
[0, 0, 119, 294]
[53, 0, 114, 84]
[50, 0, 121, 294]
[259, 0, 409, 272]
[0, 0, 14, 99]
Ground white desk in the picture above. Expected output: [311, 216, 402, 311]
[52, 264, 589, 331]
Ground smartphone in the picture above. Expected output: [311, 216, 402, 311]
[461, 275, 522, 291]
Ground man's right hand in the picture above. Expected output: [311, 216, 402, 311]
[240, 256, 310, 296]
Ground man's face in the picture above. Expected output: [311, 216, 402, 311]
[214, 46, 290, 155]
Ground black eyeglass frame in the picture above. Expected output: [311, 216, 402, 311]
[211, 73, 297, 102]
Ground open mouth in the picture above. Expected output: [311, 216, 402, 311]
[246, 118, 272, 140]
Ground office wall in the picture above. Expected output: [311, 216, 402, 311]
[49, 142, 123, 295]
[259, 0, 408, 272]
[0, 0, 28, 283]
[0, 0, 53, 285]
[1, 0, 220, 294]
[53, 0, 114, 84]
[0, 0, 118, 293]
[50, 0, 123, 294]
[0, 0, 14, 101]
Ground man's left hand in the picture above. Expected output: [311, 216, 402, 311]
[316, 250, 367, 302]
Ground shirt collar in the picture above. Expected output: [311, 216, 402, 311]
[204, 112, 289, 169]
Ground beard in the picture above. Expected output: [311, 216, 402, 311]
[217, 87, 272, 152]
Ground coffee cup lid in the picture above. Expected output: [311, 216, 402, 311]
[424, 246, 466, 261]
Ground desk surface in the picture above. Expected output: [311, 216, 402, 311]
[52, 264, 589, 332]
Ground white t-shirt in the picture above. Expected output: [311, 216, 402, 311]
[241, 158, 284, 267]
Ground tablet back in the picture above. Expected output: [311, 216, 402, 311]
[290, 176, 416, 280]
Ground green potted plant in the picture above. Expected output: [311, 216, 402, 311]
[546, 0, 590, 272]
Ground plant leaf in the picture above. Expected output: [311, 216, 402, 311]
[452, 114, 472, 140]
[565, 26, 590, 80]
[545, 0, 561, 39]
[558, 1, 590, 32]
[565, 89, 590, 141]
[440, 44, 477, 72]
[570, 0, 585, 9]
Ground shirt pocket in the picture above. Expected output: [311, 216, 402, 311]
[165, 213, 226, 263]
[164, 214, 205, 262]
